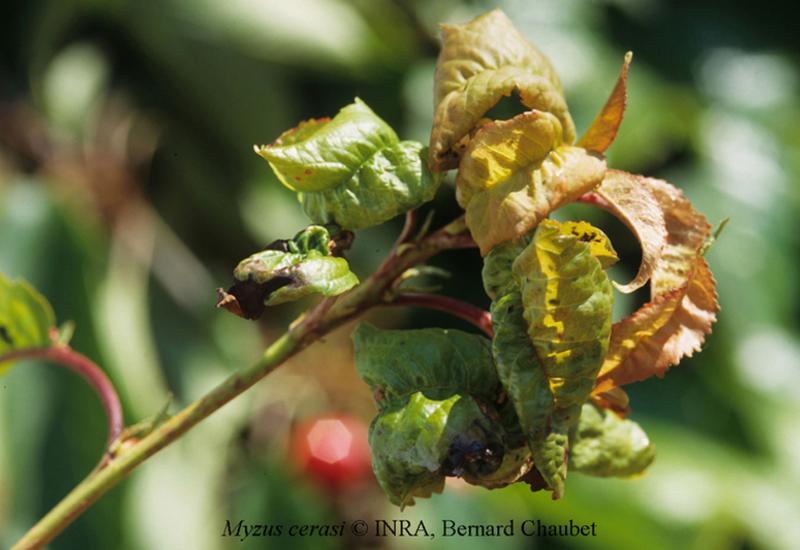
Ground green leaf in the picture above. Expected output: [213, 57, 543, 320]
[218, 225, 358, 319]
[354, 324, 534, 504]
[481, 233, 532, 301]
[505, 220, 616, 497]
[430, 9, 575, 170]
[0, 273, 56, 372]
[455, 111, 606, 254]
[489, 290, 557, 488]
[368, 392, 503, 508]
[255, 98, 441, 229]
[352, 323, 499, 408]
[570, 402, 655, 478]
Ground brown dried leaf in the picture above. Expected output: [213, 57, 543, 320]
[591, 169, 667, 293]
[578, 52, 633, 153]
[594, 173, 719, 392]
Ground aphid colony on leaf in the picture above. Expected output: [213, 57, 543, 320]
[221, 9, 719, 505]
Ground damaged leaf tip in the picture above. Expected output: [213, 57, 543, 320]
[578, 52, 633, 153]
[219, 226, 358, 320]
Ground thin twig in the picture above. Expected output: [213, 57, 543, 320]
[391, 209, 418, 253]
[12, 216, 475, 550]
[0, 346, 123, 447]
[390, 293, 493, 337]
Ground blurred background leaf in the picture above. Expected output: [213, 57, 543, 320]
[1, 0, 799, 548]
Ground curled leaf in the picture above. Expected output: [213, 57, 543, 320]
[0, 273, 56, 372]
[570, 402, 655, 478]
[369, 392, 505, 508]
[456, 111, 606, 254]
[590, 169, 668, 293]
[352, 323, 499, 407]
[511, 220, 617, 497]
[481, 234, 531, 301]
[594, 172, 719, 393]
[354, 324, 533, 504]
[490, 290, 561, 493]
[461, 446, 534, 490]
[218, 225, 358, 319]
[256, 99, 441, 229]
[430, 9, 575, 170]
[577, 52, 633, 153]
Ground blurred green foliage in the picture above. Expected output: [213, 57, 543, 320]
[1, 0, 799, 549]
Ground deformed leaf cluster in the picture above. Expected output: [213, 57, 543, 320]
[227, 8, 720, 507]
[353, 9, 717, 504]
[218, 225, 359, 319]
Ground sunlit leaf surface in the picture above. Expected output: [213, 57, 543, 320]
[256, 99, 440, 229]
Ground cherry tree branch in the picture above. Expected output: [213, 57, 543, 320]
[12, 216, 476, 550]
[390, 293, 493, 337]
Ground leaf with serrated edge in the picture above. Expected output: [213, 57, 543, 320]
[594, 172, 719, 393]
[590, 169, 667, 293]
[578, 52, 633, 153]
[570, 402, 655, 477]
[0, 273, 55, 372]
[512, 220, 617, 497]
[457, 111, 606, 254]
[256, 99, 440, 229]
[430, 9, 575, 170]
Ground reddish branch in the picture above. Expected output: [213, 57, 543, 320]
[392, 209, 418, 251]
[0, 346, 123, 447]
[391, 293, 493, 337]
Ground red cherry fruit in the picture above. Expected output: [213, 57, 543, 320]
[290, 414, 372, 491]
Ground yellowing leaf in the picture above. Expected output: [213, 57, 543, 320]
[0, 273, 56, 372]
[577, 52, 633, 153]
[589, 169, 668, 293]
[456, 110, 562, 206]
[559, 221, 620, 268]
[429, 9, 575, 170]
[594, 173, 719, 393]
[456, 111, 606, 254]
[508, 220, 617, 498]
[513, 220, 617, 410]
